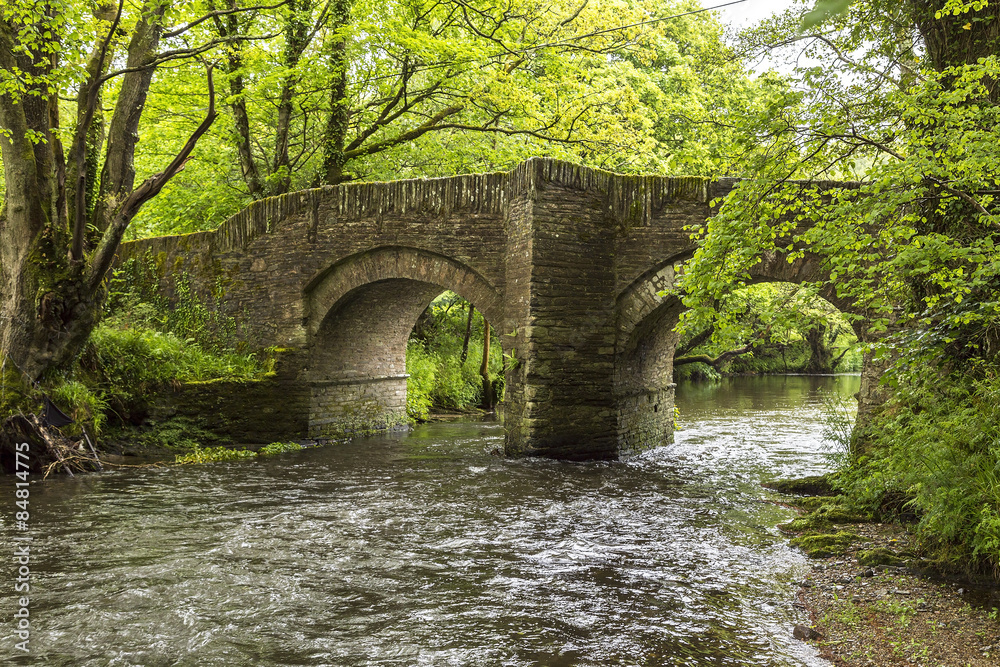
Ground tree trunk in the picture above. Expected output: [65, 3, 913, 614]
[804, 322, 832, 374]
[214, 0, 265, 199]
[321, 0, 353, 185]
[1, 1, 216, 387]
[272, 0, 312, 195]
[460, 303, 474, 363]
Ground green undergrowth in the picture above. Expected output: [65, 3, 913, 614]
[405, 292, 505, 420]
[45, 321, 274, 440]
[175, 441, 303, 464]
[37, 254, 274, 443]
[835, 365, 1000, 577]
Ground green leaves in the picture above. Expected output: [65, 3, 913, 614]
[800, 0, 853, 31]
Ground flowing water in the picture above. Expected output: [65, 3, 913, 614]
[2, 375, 859, 666]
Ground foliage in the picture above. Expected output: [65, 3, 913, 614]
[45, 257, 273, 432]
[79, 325, 264, 407]
[91, 0, 782, 235]
[680, 1, 1000, 365]
[259, 441, 303, 456]
[819, 391, 856, 466]
[48, 379, 108, 435]
[105, 254, 255, 353]
[405, 341, 437, 421]
[675, 282, 860, 376]
[0, 0, 229, 382]
[175, 445, 258, 464]
[405, 292, 504, 418]
[835, 366, 1000, 574]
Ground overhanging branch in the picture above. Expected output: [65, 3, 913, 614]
[87, 66, 217, 292]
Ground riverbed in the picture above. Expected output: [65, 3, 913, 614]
[1, 375, 858, 666]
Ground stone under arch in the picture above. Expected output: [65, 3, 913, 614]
[612, 247, 863, 454]
[303, 247, 504, 439]
[614, 254, 691, 454]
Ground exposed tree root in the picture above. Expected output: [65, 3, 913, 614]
[1, 413, 102, 477]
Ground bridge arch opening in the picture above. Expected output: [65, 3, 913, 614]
[615, 256, 862, 454]
[303, 247, 504, 439]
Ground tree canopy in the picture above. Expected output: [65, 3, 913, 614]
[128, 0, 780, 235]
[679, 0, 1000, 370]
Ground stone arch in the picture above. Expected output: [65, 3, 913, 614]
[305, 246, 503, 335]
[612, 248, 860, 453]
[615, 251, 693, 357]
[302, 247, 504, 438]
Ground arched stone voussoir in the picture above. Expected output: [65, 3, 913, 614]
[304, 246, 504, 335]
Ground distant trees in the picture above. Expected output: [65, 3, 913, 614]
[673, 283, 858, 375]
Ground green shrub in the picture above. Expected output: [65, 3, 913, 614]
[405, 341, 436, 420]
[259, 441, 303, 456]
[175, 446, 257, 464]
[78, 323, 266, 413]
[405, 293, 505, 415]
[48, 380, 108, 435]
[838, 366, 1000, 574]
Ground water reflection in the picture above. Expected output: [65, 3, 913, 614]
[1, 376, 857, 666]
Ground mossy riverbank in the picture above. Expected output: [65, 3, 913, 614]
[772, 481, 1000, 666]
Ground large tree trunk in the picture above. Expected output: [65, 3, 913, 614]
[321, 0, 353, 185]
[1, 1, 216, 387]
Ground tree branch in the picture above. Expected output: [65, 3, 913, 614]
[162, 0, 290, 38]
[87, 67, 218, 292]
[70, 0, 125, 261]
[674, 341, 758, 369]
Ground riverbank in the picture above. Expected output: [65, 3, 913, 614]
[785, 511, 1000, 665]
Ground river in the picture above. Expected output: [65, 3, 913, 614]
[1, 374, 859, 666]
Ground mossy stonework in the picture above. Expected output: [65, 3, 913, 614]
[118, 159, 873, 459]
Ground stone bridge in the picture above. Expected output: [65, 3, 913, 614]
[120, 158, 841, 460]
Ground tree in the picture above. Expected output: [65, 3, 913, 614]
[0, 0, 772, 394]
[679, 0, 1000, 372]
[0, 0, 271, 386]
[127, 0, 782, 235]
[673, 283, 857, 374]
